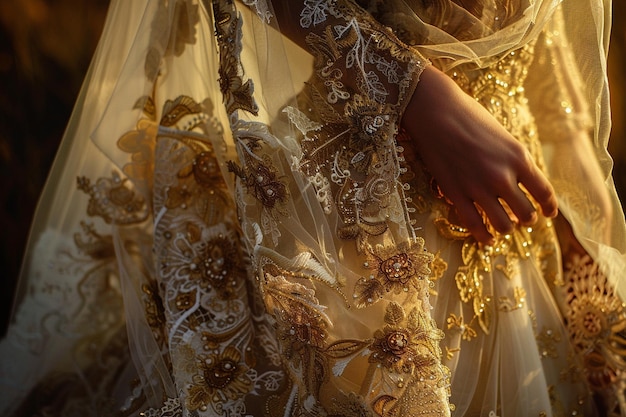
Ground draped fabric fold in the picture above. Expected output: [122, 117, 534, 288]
[1, 0, 625, 416]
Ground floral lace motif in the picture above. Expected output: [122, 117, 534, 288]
[560, 254, 626, 414]
[17, 1, 626, 417]
[215, 0, 451, 415]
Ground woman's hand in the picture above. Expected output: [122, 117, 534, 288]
[401, 65, 558, 245]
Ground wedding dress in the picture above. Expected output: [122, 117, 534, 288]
[1, 0, 625, 416]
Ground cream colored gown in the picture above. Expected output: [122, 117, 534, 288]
[1, 0, 625, 416]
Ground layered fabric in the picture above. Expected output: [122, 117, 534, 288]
[1, 0, 625, 416]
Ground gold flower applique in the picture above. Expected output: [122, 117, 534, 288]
[186, 346, 252, 411]
[369, 302, 444, 375]
[353, 238, 434, 308]
[446, 313, 478, 342]
[563, 254, 626, 391]
[161, 223, 245, 301]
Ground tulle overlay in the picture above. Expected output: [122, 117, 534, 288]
[1, 0, 625, 416]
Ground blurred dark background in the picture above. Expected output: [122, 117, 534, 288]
[0, 0, 625, 335]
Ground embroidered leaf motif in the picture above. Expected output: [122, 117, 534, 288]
[353, 277, 384, 308]
[308, 84, 343, 123]
[213, 0, 259, 116]
[263, 274, 330, 348]
[161, 96, 203, 127]
[324, 340, 369, 358]
[358, 221, 387, 236]
[373, 395, 397, 416]
[283, 106, 322, 135]
[256, 247, 339, 288]
[434, 217, 471, 240]
[384, 302, 405, 326]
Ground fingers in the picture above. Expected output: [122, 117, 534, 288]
[452, 170, 554, 246]
[453, 197, 496, 246]
[497, 186, 538, 227]
[516, 152, 558, 219]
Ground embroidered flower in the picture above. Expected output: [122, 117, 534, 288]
[369, 303, 444, 374]
[186, 346, 252, 410]
[379, 253, 414, 286]
[193, 151, 222, 187]
[77, 172, 148, 225]
[161, 224, 244, 300]
[228, 158, 288, 210]
[190, 232, 243, 299]
[430, 253, 448, 281]
[353, 239, 434, 308]
[341, 95, 394, 175]
[564, 254, 626, 351]
[373, 328, 411, 364]
[175, 289, 197, 311]
[562, 254, 626, 392]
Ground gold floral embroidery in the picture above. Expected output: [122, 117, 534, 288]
[293, 3, 427, 251]
[453, 227, 535, 334]
[369, 303, 445, 376]
[536, 327, 562, 359]
[204, 0, 448, 415]
[76, 171, 148, 225]
[430, 252, 448, 281]
[562, 254, 626, 394]
[497, 287, 527, 312]
[446, 313, 477, 342]
[449, 44, 540, 159]
[353, 239, 433, 308]
[186, 346, 253, 411]
[149, 136, 286, 416]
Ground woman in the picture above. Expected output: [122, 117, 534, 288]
[1, 0, 624, 415]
